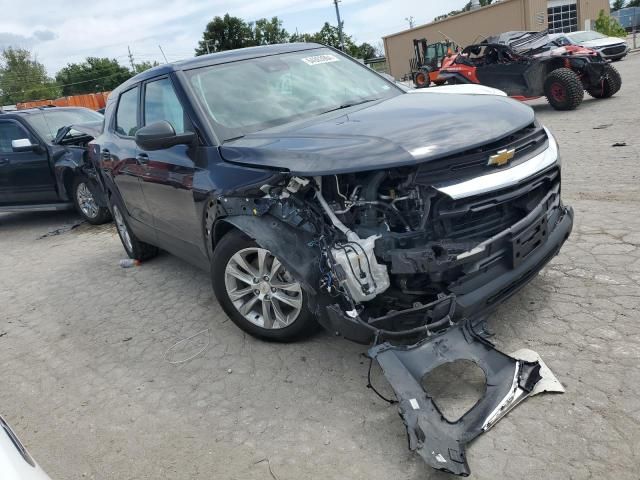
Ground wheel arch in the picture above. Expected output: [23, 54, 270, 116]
[212, 215, 320, 295]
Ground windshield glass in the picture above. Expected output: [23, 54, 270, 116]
[185, 47, 401, 142]
[568, 31, 607, 42]
[24, 108, 103, 143]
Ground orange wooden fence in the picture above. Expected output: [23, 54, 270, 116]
[17, 92, 111, 111]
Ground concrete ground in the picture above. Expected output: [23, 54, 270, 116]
[1, 53, 639, 480]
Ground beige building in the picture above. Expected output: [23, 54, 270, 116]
[383, 0, 610, 79]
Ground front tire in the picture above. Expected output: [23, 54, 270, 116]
[413, 71, 429, 88]
[73, 176, 111, 225]
[211, 229, 316, 342]
[110, 199, 158, 261]
[543, 68, 584, 110]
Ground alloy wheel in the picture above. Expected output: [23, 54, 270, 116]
[76, 182, 99, 218]
[224, 247, 303, 329]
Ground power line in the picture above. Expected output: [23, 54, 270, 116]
[0, 70, 130, 97]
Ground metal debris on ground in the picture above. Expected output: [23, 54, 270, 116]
[37, 221, 84, 239]
[612, 142, 627, 147]
[368, 320, 564, 477]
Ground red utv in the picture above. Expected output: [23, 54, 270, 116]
[438, 30, 621, 110]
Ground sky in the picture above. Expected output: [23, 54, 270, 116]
[0, 0, 470, 76]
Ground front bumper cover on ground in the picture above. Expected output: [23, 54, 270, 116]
[368, 322, 564, 476]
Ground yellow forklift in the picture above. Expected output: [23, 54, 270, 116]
[410, 38, 457, 88]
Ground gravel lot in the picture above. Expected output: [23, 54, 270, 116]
[1, 53, 639, 480]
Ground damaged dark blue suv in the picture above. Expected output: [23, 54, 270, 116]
[92, 43, 572, 343]
[92, 43, 573, 476]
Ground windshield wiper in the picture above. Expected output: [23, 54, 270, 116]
[320, 97, 380, 115]
[222, 134, 246, 144]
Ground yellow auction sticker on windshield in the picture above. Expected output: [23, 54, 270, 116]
[301, 54, 340, 66]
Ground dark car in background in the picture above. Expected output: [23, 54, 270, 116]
[91, 43, 573, 345]
[0, 107, 111, 224]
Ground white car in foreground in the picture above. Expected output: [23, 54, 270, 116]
[550, 31, 630, 61]
[0, 416, 51, 480]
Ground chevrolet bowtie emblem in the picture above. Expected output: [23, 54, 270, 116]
[488, 148, 515, 167]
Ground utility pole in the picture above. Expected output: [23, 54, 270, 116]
[405, 16, 415, 29]
[127, 46, 135, 72]
[158, 45, 168, 63]
[333, 0, 345, 51]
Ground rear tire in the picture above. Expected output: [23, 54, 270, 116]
[211, 229, 316, 342]
[110, 197, 158, 261]
[543, 68, 584, 110]
[587, 64, 621, 98]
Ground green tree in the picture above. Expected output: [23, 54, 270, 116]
[348, 42, 376, 60]
[290, 22, 358, 52]
[252, 17, 289, 45]
[594, 9, 628, 37]
[289, 31, 315, 43]
[289, 24, 375, 59]
[311, 22, 356, 49]
[195, 14, 253, 55]
[134, 61, 160, 74]
[0, 47, 59, 104]
[611, 0, 626, 11]
[56, 57, 133, 95]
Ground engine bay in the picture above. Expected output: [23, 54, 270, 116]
[216, 161, 563, 344]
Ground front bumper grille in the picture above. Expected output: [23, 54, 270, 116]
[601, 44, 627, 56]
[413, 123, 548, 185]
[433, 168, 559, 241]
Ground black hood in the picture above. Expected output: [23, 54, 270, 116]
[220, 92, 535, 176]
[53, 121, 103, 145]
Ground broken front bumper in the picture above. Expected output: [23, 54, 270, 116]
[369, 322, 564, 476]
[322, 197, 574, 345]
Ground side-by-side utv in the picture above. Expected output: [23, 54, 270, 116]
[438, 30, 621, 110]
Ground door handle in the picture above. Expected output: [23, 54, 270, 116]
[136, 153, 149, 165]
[0, 158, 9, 166]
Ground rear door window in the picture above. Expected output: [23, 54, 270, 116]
[115, 87, 139, 137]
[143, 78, 191, 133]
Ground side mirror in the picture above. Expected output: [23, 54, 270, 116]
[135, 121, 196, 151]
[12, 138, 38, 152]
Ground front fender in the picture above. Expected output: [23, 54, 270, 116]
[54, 148, 107, 207]
[217, 215, 320, 295]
